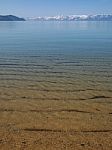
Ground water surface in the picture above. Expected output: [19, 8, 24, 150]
[0, 21, 112, 100]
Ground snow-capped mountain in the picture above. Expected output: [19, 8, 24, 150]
[28, 14, 112, 21]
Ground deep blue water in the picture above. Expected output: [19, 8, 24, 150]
[0, 21, 112, 57]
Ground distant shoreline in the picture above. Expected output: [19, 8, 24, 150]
[1, 14, 112, 21]
[0, 15, 25, 21]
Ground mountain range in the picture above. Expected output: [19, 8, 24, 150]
[0, 14, 112, 21]
[28, 14, 112, 21]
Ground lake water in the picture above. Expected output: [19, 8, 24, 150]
[0, 21, 112, 100]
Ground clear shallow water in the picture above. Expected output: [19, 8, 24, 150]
[0, 21, 112, 100]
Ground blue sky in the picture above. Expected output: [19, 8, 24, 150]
[0, 0, 112, 17]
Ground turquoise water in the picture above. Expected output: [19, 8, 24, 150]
[0, 21, 112, 98]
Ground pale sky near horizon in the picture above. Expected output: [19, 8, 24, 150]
[0, 0, 112, 18]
